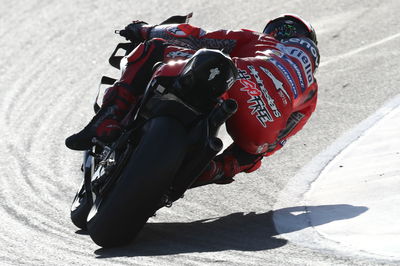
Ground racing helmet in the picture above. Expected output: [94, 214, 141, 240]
[263, 13, 318, 45]
[264, 14, 320, 72]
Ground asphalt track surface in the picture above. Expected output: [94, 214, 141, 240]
[1, 1, 399, 265]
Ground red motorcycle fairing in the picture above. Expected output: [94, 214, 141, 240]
[150, 45, 197, 79]
[152, 57, 188, 78]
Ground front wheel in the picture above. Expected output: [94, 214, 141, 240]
[87, 116, 188, 247]
[70, 151, 93, 230]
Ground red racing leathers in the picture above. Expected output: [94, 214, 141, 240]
[141, 24, 319, 183]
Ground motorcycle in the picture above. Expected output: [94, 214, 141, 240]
[69, 14, 238, 248]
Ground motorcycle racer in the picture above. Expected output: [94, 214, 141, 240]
[65, 14, 320, 187]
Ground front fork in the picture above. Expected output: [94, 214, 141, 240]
[83, 150, 95, 198]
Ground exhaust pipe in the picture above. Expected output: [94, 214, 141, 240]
[169, 136, 223, 202]
[208, 99, 238, 136]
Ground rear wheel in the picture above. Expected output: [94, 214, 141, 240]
[87, 116, 188, 247]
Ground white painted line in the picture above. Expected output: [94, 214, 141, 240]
[273, 94, 400, 260]
[320, 32, 400, 67]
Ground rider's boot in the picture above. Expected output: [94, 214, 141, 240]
[66, 39, 172, 151]
[191, 143, 263, 187]
[65, 85, 136, 151]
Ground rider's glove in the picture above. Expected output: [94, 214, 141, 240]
[191, 160, 232, 188]
[216, 143, 263, 178]
[119, 20, 150, 43]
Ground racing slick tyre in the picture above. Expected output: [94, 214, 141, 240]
[70, 151, 93, 230]
[86, 116, 188, 247]
[70, 181, 92, 230]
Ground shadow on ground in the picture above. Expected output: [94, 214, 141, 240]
[93, 204, 367, 258]
[273, 204, 368, 233]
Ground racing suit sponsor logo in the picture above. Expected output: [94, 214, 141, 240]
[168, 38, 236, 53]
[196, 38, 236, 52]
[166, 50, 193, 59]
[279, 139, 287, 147]
[261, 46, 306, 92]
[247, 65, 281, 118]
[280, 53, 306, 92]
[269, 58, 298, 99]
[259, 66, 290, 105]
[226, 76, 235, 88]
[269, 49, 284, 57]
[238, 69, 251, 80]
[286, 47, 314, 86]
[208, 68, 220, 81]
[256, 143, 269, 154]
[167, 26, 188, 37]
[238, 69, 273, 127]
[284, 38, 319, 68]
[279, 38, 319, 87]
[151, 26, 236, 52]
